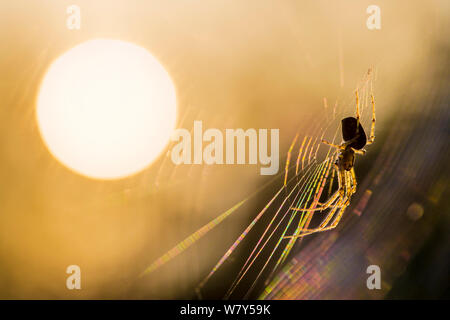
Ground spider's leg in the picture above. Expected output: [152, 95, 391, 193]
[366, 93, 376, 145]
[291, 163, 340, 212]
[350, 167, 357, 193]
[291, 190, 340, 212]
[295, 136, 308, 175]
[285, 168, 357, 238]
[286, 169, 346, 237]
[345, 170, 353, 198]
[296, 200, 351, 237]
[342, 133, 362, 148]
[321, 139, 344, 150]
[355, 90, 360, 133]
[285, 197, 346, 238]
[304, 172, 357, 235]
[313, 170, 356, 231]
[283, 133, 299, 186]
[351, 147, 366, 155]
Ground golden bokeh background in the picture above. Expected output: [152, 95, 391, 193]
[0, 0, 447, 298]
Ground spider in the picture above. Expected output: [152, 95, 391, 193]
[286, 90, 376, 238]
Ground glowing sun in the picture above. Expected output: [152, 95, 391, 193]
[36, 39, 177, 179]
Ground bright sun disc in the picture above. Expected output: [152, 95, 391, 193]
[36, 39, 177, 179]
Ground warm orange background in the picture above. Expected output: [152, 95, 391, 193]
[0, 0, 447, 298]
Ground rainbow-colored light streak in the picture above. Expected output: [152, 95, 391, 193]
[241, 160, 329, 298]
[139, 198, 247, 277]
[226, 161, 324, 298]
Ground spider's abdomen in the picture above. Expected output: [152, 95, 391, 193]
[338, 148, 355, 171]
[342, 117, 367, 150]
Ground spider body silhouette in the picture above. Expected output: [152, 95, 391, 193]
[336, 116, 367, 171]
[286, 91, 376, 238]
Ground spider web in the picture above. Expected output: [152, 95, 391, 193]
[139, 68, 376, 299]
